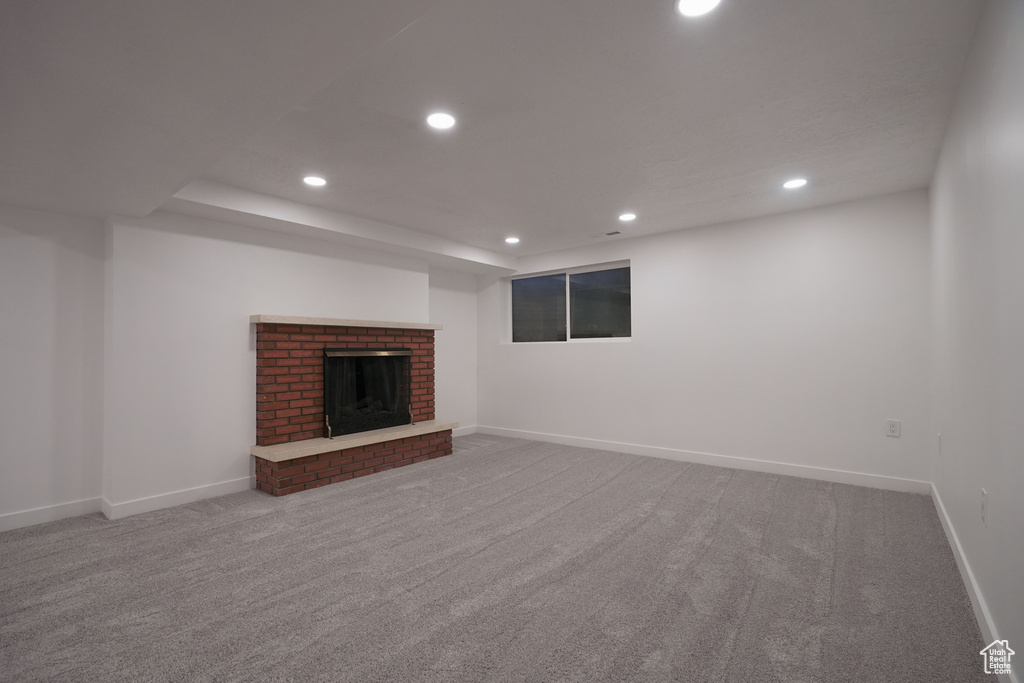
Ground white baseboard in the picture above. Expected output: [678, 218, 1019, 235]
[101, 477, 253, 520]
[476, 426, 932, 495]
[0, 497, 103, 532]
[931, 485, 1016, 683]
[453, 425, 478, 437]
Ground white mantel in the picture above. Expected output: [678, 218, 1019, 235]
[250, 314, 442, 330]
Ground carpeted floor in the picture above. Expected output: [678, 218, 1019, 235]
[1, 435, 986, 682]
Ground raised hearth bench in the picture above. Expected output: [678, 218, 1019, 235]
[250, 315, 457, 496]
[251, 420, 457, 496]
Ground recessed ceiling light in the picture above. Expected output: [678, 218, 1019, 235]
[676, 0, 721, 17]
[303, 176, 327, 187]
[505, 237, 520, 244]
[619, 213, 637, 222]
[426, 112, 456, 130]
[783, 178, 808, 190]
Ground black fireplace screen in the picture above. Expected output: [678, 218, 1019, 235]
[323, 349, 412, 437]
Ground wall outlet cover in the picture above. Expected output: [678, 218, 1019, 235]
[886, 419, 901, 438]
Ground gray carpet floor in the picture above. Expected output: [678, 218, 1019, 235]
[1, 435, 986, 682]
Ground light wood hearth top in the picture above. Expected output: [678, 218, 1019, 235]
[250, 315, 442, 330]
[251, 419, 459, 462]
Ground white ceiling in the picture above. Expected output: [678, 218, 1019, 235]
[1, 0, 984, 261]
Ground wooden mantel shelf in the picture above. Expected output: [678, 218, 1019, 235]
[250, 315, 442, 330]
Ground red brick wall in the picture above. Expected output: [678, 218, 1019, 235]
[255, 323, 435, 446]
[255, 430, 453, 496]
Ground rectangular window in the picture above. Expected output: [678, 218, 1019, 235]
[570, 267, 631, 338]
[511, 265, 630, 342]
[511, 273, 566, 342]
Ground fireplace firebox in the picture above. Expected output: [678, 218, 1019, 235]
[323, 349, 412, 438]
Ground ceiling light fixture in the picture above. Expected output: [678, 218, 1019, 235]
[505, 237, 520, 244]
[619, 213, 637, 222]
[303, 176, 327, 187]
[783, 178, 808, 190]
[426, 112, 456, 130]
[676, 0, 721, 18]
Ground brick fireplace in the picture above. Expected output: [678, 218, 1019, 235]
[250, 315, 456, 496]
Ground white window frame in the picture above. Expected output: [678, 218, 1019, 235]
[505, 260, 631, 344]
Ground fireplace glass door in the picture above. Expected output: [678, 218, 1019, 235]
[323, 349, 412, 437]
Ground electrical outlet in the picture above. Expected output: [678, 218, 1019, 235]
[886, 419, 901, 438]
[981, 489, 988, 526]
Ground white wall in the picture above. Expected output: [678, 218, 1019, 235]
[429, 269, 479, 433]
[930, 0, 1023, 650]
[102, 211, 433, 516]
[0, 204, 104, 529]
[479, 191, 932, 489]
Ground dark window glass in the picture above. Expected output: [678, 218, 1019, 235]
[324, 354, 411, 436]
[570, 267, 631, 338]
[512, 274, 567, 342]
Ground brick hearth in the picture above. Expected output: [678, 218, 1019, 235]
[254, 430, 453, 496]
